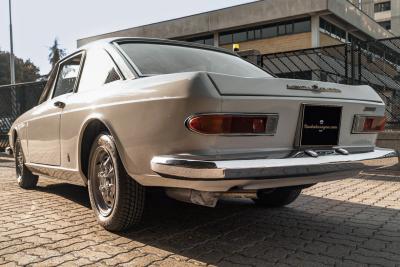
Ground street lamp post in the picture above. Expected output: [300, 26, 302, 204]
[8, 0, 18, 119]
[9, 0, 15, 84]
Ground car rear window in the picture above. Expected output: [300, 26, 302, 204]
[118, 42, 272, 78]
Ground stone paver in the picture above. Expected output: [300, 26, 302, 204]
[0, 155, 399, 266]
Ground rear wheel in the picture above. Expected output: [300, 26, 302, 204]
[14, 137, 38, 189]
[253, 187, 302, 208]
[87, 132, 145, 232]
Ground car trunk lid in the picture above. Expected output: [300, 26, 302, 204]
[208, 73, 383, 103]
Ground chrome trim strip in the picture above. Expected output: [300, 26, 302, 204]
[151, 148, 397, 181]
[25, 163, 84, 185]
[287, 84, 342, 93]
[219, 93, 383, 104]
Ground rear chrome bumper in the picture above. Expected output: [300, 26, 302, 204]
[151, 148, 397, 181]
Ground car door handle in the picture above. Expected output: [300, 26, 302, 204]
[54, 101, 66, 109]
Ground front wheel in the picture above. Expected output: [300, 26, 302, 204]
[87, 132, 145, 232]
[253, 187, 302, 208]
[14, 137, 38, 189]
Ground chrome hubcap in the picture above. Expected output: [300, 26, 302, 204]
[91, 148, 116, 216]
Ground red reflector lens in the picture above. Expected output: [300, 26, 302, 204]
[187, 114, 278, 135]
[353, 116, 386, 133]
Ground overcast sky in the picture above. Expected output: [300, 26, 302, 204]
[0, 0, 255, 75]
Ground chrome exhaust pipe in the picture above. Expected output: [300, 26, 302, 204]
[165, 188, 258, 207]
[5, 147, 13, 156]
[220, 191, 257, 199]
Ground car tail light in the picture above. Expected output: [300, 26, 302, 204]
[352, 115, 386, 133]
[186, 114, 279, 135]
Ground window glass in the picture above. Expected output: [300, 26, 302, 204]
[119, 42, 272, 78]
[320, 18, 346, 42]
[78, 49, 121, 92]
[294, 20, 311, 33]
[285, 23, 293, 34]
[219, 33, 233, 45]
[204, 38, 214, 46]
[38, 68, 58, 104]
[254, 29, 262, 39]
[193, 40, 204, 44]
[185, 35, 214, 46]
[247, 30, 255, 40]
[278, 24, 286, 35]
[53, 55, 82, 98]
[374, 1, 391, 12]
[379, 20, 391, 30]
[233, 31, 247, 43]
[262, 25, 277, 38]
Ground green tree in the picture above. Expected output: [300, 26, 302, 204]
[48, 38, 66, 68]
[0, 49, 40, 85]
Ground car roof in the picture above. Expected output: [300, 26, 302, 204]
[79, 37, 238, 56]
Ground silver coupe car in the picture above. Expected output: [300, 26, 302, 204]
[9, 38, 396, 231]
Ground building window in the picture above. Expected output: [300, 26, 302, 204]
[378, 20, 391, 30]
[219, 34, 233, 45]
[286, 23, 294, 34]
[233, 31, 247, 43]
[217, 18, 311, 45]
[293, 20, 311, 33]
[320, 18, 346, 43]
[262, 25, 277, 38]
[247, 30, 255, 40]
[185, 35, 214, 46]
[278, 24, 286, 35]
[374, 1, 391, 12]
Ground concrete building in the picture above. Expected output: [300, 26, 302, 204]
[371, 0, 400, 35]
[78, 0, 394, 55]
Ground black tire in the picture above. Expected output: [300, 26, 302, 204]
[253, 187, 302, 208]
[87, 132, 145, 232]
[14, 137, 39, 189]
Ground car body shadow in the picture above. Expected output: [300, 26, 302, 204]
[36, 183, 91, 209]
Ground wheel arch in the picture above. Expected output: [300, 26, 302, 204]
[78, 115, 128, 185]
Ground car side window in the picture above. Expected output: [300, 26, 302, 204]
[38, 67, 58, 104]
[77, 49, 121, 93]
[53, 54, 83, 98]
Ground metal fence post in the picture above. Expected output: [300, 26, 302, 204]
[350, 42, 355, 85]
[358, 42, 362, 84]
[10, 85, 18, 120]
[344, 43, 348, 84]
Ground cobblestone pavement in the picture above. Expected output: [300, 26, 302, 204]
[0, 155, 400, 267]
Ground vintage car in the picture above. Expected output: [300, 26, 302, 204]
[8, 38, 396, 231]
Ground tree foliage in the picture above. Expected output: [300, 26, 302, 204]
[0, 49, 41, 86]
[48, 39, 66, 68]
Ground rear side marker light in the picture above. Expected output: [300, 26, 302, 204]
[352, 115, 386, 133]
[186, 114, 279, 135]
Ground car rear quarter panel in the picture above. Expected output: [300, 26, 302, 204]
[60, 72, 221, 179]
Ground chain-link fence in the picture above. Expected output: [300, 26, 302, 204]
[259, 37, 400, 129]
[0, 81, 46, 150]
